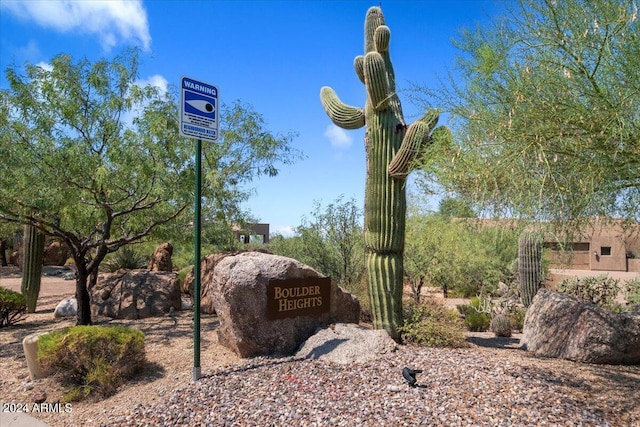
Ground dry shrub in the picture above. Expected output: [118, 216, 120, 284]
[0, 286, 26, 327]
[399, 298, 468, 348]
[37, 325, 145, 401]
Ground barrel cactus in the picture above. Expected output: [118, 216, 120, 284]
[518, 230, 543, 308]
[320, 7, 449, 339]
[490, 314, 512, 338]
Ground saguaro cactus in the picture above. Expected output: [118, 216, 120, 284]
[518, 230, 543, 308]
[21, 224, 44, 313]
[320, 7, 448, 339]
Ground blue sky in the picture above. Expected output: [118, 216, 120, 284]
[0, 0, 504, 237]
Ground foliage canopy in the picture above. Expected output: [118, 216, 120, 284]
[0, 49, 299, 324]
[415, 0, 640, 223]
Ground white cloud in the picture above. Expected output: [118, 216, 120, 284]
[324, 124, 353, 149]
[120, 74, 169, 128]
[35, 61, 53, 72]
[273, 225, 296, 238]
[136, 74, 168, 97]
[1, 0, 151, 51]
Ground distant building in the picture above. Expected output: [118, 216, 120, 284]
[463, 217, 640, 273]
[543, 219, 640, 272]
[234, 223, 270, 244]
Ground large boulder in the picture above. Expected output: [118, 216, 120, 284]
[9, 250, 19, 267]
[91, 269, 181, 319]
[521, 288, 640, 364]
[147, 242, 173, 272]
[183, 251, 243, 314]
[201, 251, 360, 357]
[43, 239, 70, 266]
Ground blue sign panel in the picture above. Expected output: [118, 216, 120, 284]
[180, 77, 219, 142]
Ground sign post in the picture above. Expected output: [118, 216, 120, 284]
[180, 76, 219, 381]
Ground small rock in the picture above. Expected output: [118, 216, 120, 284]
[32, 390, 47, 404]
[54, 297, 77, 318]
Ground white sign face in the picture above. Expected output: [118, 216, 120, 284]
[180, 76, 219, 141]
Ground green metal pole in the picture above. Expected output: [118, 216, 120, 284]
[193, 138, 202, 381]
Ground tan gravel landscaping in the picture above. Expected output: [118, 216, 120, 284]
[1, 268, 639, 426]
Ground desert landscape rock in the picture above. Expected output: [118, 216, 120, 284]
[296, 323, 397, 364]
[521, 288, 640, 364]
[182, 251, 241, 314]
[200, 251, 360, 357]
[53, 297, 77, 318]
[91, 269, 181, 319]
[147, 242, 173, 272]
[43, 239, 71, 266]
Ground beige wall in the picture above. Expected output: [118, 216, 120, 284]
[590, 235, 627, 271]
[546, 219, 640, 272]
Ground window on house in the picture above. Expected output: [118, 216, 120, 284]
[600, 246, 612, 256]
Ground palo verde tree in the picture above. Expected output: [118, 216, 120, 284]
[415, 0, 640, 225]
[0, 50, 298, 325]
[320, 7, 450, 339]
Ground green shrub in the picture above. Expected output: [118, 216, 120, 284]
[463, 310, 491, 332]
[0, 286, 26, 327]
[509, 306, 526, 332]
[557, 275, 620, 309]
[102, 246, 148, 272]
[399, 299, 468, 348]
[37, 325, 145, 401]
[623, 277, 640, 306]
[456, 296, 492, 332]
[177, 265, 192, 287]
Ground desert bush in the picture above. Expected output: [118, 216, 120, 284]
[405, 213, 519, 299]
[509, 306, 526, 332]
[399, 299, 468, 348]
[37, 325, 145, 401]
[177, 265, 192, 287]
[557, 275, 620, 309]
[102, 247, 148, 272]
[490, 314, 512, 337]
[0, 286, 26, 327]
[623, 277, 640, 307]
[456, 296, 492, 332]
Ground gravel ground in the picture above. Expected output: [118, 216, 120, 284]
[3, 268, 639, 427]
[108, 346, 638, 427]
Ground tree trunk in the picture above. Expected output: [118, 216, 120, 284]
[0, 239, 7, 267]
[20, 225, 45, 313]
[75, 262, 92, 325]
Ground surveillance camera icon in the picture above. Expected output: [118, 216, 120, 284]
[186, 99, 214, 113]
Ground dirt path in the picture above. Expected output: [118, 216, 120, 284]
[0, 266, 76, 301]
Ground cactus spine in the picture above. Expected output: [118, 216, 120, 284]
[518, 230, 543, 308]
[21, 224, 44, 313]
[320, 7, 448, 339]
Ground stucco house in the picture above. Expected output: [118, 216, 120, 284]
[544, 219, 640, 272]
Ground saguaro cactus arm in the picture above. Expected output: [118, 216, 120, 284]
[389, 110, 440, 178]
[364, 52, 391, 111]
[320, 87, 365, 129]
